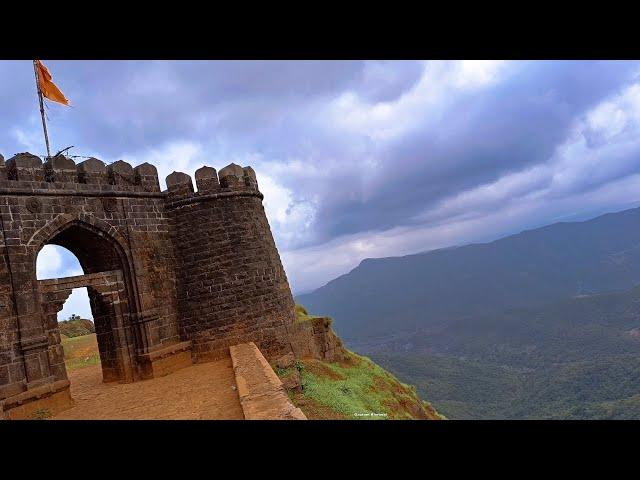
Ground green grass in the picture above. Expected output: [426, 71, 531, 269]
[291, 350, 442, 420]
[295, 304, 332, 325]
[65, 354, 101, 371]
[61, 333, 101, 371]
[30, 408, 53, 420]
[275, 366, 292, 377]
[287, 304, 442, 420]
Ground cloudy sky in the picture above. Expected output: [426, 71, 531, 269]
[3, 60, 640, 319]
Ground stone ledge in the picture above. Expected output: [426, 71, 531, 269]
[140, 340, 193, 362]
[0, 185, 166, 198]
[229, 342, 306, 420]
[137, 341, 194, 380]
[1, 379, 73, 419]
[165, 190, 264, 209]
[39, 270, 121, 290]
[2, 379, 70, 409]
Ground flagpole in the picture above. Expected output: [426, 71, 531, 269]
[32, 60, 51, 159]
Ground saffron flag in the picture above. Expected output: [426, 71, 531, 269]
[35, 60, 70, 106]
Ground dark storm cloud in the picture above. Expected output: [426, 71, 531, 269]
[0, 60, 367, 156]
[4, 60, 640, 286]
[310, 61, 640, 242]
[358, 60, 424, 103]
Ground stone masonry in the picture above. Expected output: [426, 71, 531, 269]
[0, 151, 303, 418]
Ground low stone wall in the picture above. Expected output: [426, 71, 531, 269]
[1, 379, 73, 420]
[138, 340, 194, 378]
[229, 342, 306, 420]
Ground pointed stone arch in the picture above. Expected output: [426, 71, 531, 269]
[28, 212, 129, 253]
[28, 213, 137, 287]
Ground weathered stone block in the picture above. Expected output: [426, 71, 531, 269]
[7, 153, 42, 169]
[77, 157, 108, 184]
[108, 160, 135, 185]
[195, 166, 219, 193]
[46, 154, 76, 171]
[77, 157, 106, 173]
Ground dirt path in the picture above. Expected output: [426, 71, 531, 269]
[54, 357, 244, 420]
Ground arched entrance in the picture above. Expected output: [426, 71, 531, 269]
[34, 219, 140, 384]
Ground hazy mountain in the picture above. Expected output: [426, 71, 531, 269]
[297, 207, 640, 341]
[296, 206, 640, 418]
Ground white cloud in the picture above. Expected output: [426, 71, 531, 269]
[36, 245, 63, 279]
[58, 288, 93, 321]
[284, 75, 640, 294]
[36, 246, 91, 320]
[454, 60, 507, 88]
[259, 174, 316, 249]
[36, 245, 83, 279]
[11, 123, 44, 155]
[121, 140, 206, 190]
[584, 83, 640, 144]
[325, 60, 511, 144]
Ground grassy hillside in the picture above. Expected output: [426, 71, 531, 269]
[59, 318, 95, 338]
[277, 305, 444, 420]
[61, 333, 101, 371]
[283, 351, 443, 420]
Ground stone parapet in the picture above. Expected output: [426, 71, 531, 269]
[229, 342, 306, 420]
[1, 153, 161, 192]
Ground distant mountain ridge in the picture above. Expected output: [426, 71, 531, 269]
[297, 206, 640, 340]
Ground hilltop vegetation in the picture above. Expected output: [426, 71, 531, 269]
[59, 316, 95, 338]
[354, 284, 640, 419]
[282, 351, 443, 420]
[277, 305, 443, 420]
[371, 351, 640, 420]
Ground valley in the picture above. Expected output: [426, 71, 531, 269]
[298, 206, 640, 419]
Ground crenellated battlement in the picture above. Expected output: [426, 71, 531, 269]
[0, 152, 161, 193]
[165, 162, 261, 206]
[0, 147, 297, 416]
[0, 153, 263, 204]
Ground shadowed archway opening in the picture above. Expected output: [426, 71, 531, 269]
[47, 221, 124, 274]
[35, 220, 139, 384]
[37, 246, 100, 371]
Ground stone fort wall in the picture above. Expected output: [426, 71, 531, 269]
[0, 151, 297, 414]
[166, 165, 296, 363]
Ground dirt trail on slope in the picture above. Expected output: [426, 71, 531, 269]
[54, 357, 244, 420]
